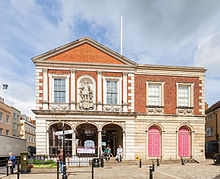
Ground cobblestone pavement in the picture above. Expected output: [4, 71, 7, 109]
[2, 159, 220, 179]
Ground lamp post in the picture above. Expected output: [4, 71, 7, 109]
[62, 122, 67, 179]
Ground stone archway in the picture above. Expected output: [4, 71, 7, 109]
[148, 125, 161, 157]
[178, 126, 191, 157]
[75, 123, 98, 156]
[48, 123, 72, 155]
[102, 124, 123, 156]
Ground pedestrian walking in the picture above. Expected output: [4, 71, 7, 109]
[116, 145, 123, 162]
[8, 152, 16, 174]
[56, 149, 69, 175]
[104, 146, 112, 162]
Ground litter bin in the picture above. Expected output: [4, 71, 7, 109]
[92, 158, 100, 167]
[20, 152, 30, 173]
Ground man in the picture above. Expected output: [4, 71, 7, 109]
[104, 146, 112, 162]
[8, 152, 16, 174]
[56, 149, 69, 175]
[116, 145, 123, 162]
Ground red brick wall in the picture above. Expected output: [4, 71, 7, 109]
[135, 74, 201, 115]
[45, 43, 125, 65]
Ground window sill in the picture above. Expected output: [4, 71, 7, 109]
[146, 106, 164, 114]
[176, 107, 194, 115]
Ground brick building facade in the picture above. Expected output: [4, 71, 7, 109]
[0, 100, 12, 136]
[32, 37, 206, 160]
[205, 101, 220, 154]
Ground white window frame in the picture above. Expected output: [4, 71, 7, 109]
[6, 115, 9, 124]
[206, 127, 213, 137]
[103, 76, 122, 105]
[146, 81, 164, 106]
[49, 74, 70, 103]
[207, 113, 212, 120]
[0, 113, 3, 122]
[176, 83, 194, 107]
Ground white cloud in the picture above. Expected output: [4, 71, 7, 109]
[0, 0, 220, 113]
[194, 31, 220, 78]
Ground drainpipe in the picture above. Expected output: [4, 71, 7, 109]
[215, 112, 219, 153]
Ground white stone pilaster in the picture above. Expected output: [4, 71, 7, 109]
[123, 131, 126, 157]
[46, 130, 49, 155]
[123, 73, 128, 112]
[71, 70, 76, 110]
[72, 130, 76, 156]
[97, 71, 102, 111]
[36, 118, 47, 155]
[42, 68, 48, 110]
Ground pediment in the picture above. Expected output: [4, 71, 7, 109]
[32, 37, 137, 66]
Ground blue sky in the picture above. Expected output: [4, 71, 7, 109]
[0, 0, 220, 118]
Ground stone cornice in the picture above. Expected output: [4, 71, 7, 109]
[137, 64, 206, 73]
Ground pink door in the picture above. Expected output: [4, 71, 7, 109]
[178, 127, 190, 157]
[148, 126, 161, 157]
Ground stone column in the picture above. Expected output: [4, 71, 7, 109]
[42, 68, 48, 110]
[123, 131, 126, 158]
[123, 73, 128, 112]
[98, 130, 102, 156]
[97, 71, 102, 111]
[70, 69, 76, 110]
[72, 130, 76, 156]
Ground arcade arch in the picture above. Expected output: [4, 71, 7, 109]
[102, 123, 123, 156]
[48, 123, 72, 155]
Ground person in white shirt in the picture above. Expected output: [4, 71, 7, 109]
[116, 145, 123, 162]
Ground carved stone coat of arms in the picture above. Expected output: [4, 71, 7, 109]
[78, 80, 94, 110]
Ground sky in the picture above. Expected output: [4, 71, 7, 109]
[0, 0, 220, 118]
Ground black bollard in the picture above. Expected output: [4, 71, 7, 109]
[156, 158, 159, 167]
[149, 166, 153, 179]
[57, 161, 59, 179]
[152, 162, 155, 172]
[101, 157, 104, 168]
[181, 157, 185, 165]
[6, 165, 9, 176]
[17, 160, 20, 179]
[139, 159, 142, 168]
[92, 161, 94, 179]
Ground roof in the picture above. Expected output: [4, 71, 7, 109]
[206, 101, 220, 114]
[32, 36, 137, 66]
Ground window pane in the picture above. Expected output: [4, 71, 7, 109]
[54, 78, 66, 103]
[178, 85, 189, 107]
[148, 84, 161, 106]
[106, 80, 118, 104]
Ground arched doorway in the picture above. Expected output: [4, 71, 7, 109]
[48, 123, 72, 155]
[75, 123, 98, 155]
[102, 124, 123, 156]
[148, 126, 161, 157]
[178, 126, 191, 157]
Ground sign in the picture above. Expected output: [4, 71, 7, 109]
[77, 147, 95, 154]
[55, 130, 73, 136]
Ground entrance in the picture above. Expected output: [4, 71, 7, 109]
[76, 123, 98, 155]
[48, 123, 72, 155]
[102, 124, 123, 156]
[148, 126, 161, 157]
[178, 126, 190, 157]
